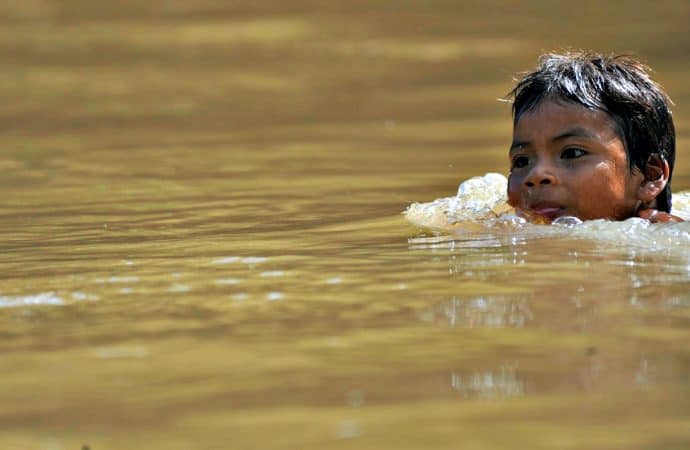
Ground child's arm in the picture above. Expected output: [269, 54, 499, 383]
[637, 208, 685, 223]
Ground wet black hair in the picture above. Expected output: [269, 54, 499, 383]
[507, 52, 676, 212]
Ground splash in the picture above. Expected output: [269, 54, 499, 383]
[405, 173, 511, 230]
[404, 173, 690, 258]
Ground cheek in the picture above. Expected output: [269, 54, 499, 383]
[579, 166, 625, 198]
[570, 166, 635, 218]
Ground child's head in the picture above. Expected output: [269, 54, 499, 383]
[506, 52, 676, 221]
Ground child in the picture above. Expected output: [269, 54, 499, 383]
[506, 52, 683, 223]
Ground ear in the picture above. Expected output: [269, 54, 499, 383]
[637, 154, 670, 206]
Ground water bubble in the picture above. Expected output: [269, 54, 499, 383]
[552, 216, 582, 227]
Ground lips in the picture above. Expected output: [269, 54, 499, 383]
[527, 202, 565, 221]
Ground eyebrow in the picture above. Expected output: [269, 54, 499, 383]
[509, 127, 598, 155]
[552, 127, 598, 141]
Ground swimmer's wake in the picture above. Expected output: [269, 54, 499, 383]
[404, 173, 690, 259]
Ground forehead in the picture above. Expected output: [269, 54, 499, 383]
[514, 99, 620, 137]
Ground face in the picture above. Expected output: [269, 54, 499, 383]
[507, 100, 644, 222]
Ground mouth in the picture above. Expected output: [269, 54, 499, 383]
[523, 202, 566, 222]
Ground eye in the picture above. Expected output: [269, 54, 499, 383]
[561, 147, 587, 160]
[511, 155, 529, 169]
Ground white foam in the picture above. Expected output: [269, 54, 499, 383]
[213, 256, 241, 265]
[405, 173, 511, 230]
[405, 173, 690, 259]
[0, 292, 64, 308]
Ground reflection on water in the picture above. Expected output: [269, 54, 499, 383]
[451, 365, 525, 399]
[406, 198, 690, 410]
[432, 296, 532, 328]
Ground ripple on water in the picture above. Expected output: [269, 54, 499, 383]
[260, 271, 285, 277]
[231, 293, 249, 301]
[242, 257, 268, 265]
[213, 256, 269, 268]
[71, 291, 99, 301]
[215, 278, 241, 285]
[94, 276, 140, 284]
[169, 283, 191, 293]
[94, 346, 149, 359]
[335, 419, 362, 439]
[266, 292, 284, 301]
[213, 256, 241, 265]
[0, 292, 64, 308]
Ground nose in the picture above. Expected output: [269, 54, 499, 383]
[523, 163, 556, 187]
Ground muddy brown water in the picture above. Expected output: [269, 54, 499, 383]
[1, 1, 689, 449]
